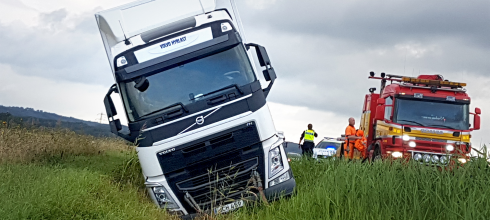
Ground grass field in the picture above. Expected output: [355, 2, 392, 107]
[1, 126, 490, 220]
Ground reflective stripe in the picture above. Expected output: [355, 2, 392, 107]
[304, 130, 315, 141]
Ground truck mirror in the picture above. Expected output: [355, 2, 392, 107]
[256, 45, 271, 67]
[475, 107, 481, 115]
[245, 43, 277, 97]
[103, 84, 134, 141]
[110, 119, 123, 133]
[134, 76, 150, 92]
[374, 105, 385, 121]
[377, 98, 385, 105]
[473, 114, 480, 130]
[263, 68, 276, 82]
[104, 85, 118, 118]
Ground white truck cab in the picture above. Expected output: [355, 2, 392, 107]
[95, 0, 295, 217]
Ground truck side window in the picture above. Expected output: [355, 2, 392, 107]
[384, 97, 393, 120]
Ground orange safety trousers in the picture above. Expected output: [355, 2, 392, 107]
[344, 125, 357, 159]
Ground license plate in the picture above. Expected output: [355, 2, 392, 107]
[214, 200, 244, 214]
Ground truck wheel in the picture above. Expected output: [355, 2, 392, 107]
[372, 145, 382, 162]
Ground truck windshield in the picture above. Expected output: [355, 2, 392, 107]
[120, 45, 256, 121]
[394, 98, 469, 130]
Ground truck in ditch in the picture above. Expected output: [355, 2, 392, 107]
[360, 72, 481, 165]
[94, 0, 295, 217]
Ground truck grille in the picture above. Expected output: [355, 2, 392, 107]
[415, 137, 447, 143]
[158, 122, 265, 214]
[177, 158, 259, 210]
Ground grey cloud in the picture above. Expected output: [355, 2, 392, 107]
[235, 0, 490, 116]
[0, 8, 113, 86]
[239, 0, 490, 49]
[40, 8, 68, 26]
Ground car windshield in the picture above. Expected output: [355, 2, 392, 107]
[315, 141, 341, 149]
[395, 98, 469, 130]
[120, 45, 256, 121]
[283, 142, 302, 154]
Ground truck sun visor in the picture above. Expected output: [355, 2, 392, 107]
[141, 17, 197, 43]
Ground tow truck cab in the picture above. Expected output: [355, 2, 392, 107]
[360, 73, 481, 164]
[95, 0, 295, 217]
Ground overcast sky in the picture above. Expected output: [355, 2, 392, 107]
[0, 0, 489, 150]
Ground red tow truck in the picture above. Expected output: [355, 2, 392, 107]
[359, 72, 481, 165]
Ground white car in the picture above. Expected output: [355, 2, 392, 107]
[313, 138, 343, 159]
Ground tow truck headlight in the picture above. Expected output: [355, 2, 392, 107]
[413, 153, 422, 161]
[221, 23, 233, 32]
[431, 155, 439, 163]
[440, 156, 448, 164]
[458, 158, 467, 164]
[408, 141, 416, 148]
[402, 135, 410, 141]
[423, 154, 431, 163]
[152, 186, 179, 209]
[269, 171, 290, 187]
[269, 146, 284, 177]
[392, 152, 403, 158]
[446, 145, 454, 152]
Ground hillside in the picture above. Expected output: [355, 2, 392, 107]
[0, 105, 118, 137]
[0, 105, 102, 126]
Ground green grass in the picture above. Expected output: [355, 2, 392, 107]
[231, 159, 490, 220]
[0, 151, 175, 220]
[2, 127, 490, 220]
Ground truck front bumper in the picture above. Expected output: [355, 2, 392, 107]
[180, 173, 296, 219]
[264, 176, 296, 200]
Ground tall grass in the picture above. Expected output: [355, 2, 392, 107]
[0, 126, 178, 220]
[0, 126, 128, 164]
[232, 158, 490, 220]
[2, 126, 490, 220]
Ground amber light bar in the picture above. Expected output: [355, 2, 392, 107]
[401, 77, 466, 88]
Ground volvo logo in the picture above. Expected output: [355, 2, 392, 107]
[421, 129, 444, 135]
[158, 148, 175, 155]
[196, 116, 204, 125]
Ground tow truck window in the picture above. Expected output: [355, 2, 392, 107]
[394, 99, 469, 130]
[384, 97, 393, 120]
[119, 45, 256, 121]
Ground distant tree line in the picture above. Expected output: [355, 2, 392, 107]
[0, 113, 115, 138]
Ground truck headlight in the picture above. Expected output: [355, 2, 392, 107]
[269, 171, 290, 187]
[269, 146, 284, 178]
[408, 141, 416, 148]
[446, 145, 454, 151]
[152, 186, 179, 209]
[413, 153, 422, 161]
[402, 135, 410, 141]
[431, 155, 439, 163]
[439, 155, 448, 164]
[423, 154, 431, 163]
[392, 151, 403, 158]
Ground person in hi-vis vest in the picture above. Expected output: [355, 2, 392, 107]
[298, 124, 318, 157]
